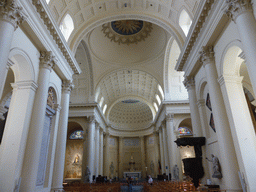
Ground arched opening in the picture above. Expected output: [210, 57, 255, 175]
[64, 122, 84, 180]
[60, 14, 74, 41]
[179, 9, 192, 36]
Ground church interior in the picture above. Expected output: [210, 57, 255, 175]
[0, 0, 256, 191]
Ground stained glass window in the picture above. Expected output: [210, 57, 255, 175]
[178, 127, 193, 136]
[69, 130, 84, 139]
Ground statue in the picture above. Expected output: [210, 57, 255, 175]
[173, 164, 179, 181]
[73, 154, 80, 164]
[206, 154, 222, 179]
[110, 162, 114, 175]
[84, 166, 91, 182]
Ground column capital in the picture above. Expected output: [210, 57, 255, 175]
[225, 0, 252, 22]
[0, 0, 26, 29]
[166, 113, 174, 122]
[153, 131, 159, 136]
[62, 80, 74, 93]
[161, 119, 166, 127]
[88, 115, 95, 123]
[199, 46, 215, 65]
[39, 51, 56, 71]
[183, 76, 195, 91]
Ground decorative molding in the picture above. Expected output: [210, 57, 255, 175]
[39, 51, 56, 71]
[54, 103, 61, 112]
[7, 59, 14, 69]
[218, 75, 243, 86]
[183, 76, 195, 90]
[225, 0, 252, 22]
[197, 99, 205, 108]
[11, 80, 38, 92]
[176, 0, 215, 71]
[0, 0, 26, 29]
[199, 46, 215, 65]
[238, 51, 246, 60]
[31, 0, 80, 74]
[102, 20, 153, 45]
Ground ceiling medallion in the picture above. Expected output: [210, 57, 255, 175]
[102, 20, 153, 45]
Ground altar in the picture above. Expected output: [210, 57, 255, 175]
[123, 172, 141, 179]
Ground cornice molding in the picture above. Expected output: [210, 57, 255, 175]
[62, 80, 74, 93]
[31, 0, 81, 74]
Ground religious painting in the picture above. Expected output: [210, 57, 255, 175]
[209, 113, 216, 132]
[206, 93, 212, 111]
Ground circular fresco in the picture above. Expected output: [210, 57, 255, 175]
[102, 20, 153, 45]
[111, 20, 143, 35]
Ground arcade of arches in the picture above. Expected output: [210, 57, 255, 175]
[0, 0, 256, 192]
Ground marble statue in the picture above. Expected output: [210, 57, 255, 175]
[173, 164, 179, 180]
[206, 154, 222, 179]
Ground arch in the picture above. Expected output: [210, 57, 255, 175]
[70, 14, 184, 54]
[48, 82, 61, 105]
[178, 8, 193, 36]
[163, 37, 187, 100]
[219, 40, 243, 77]
[9, 48, 36, 82]
[106, 95, 156, 121]
[80, 40, 94, 101]
[175, 116, 192, 132]
[67, 120, 86, 135]
[60, 13, 74, 41]
[196, 77, 208, 100]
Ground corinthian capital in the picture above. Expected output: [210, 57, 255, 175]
[0, 0, 26, 29]
[62, 80, 74, 93]
[166, 113, 174, 122]
[183, 76, 195, 91]
[199, 46, 215, 65]
[39, 51, 56, 71]
[225, 0, 252, 21]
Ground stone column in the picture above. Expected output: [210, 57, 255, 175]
[197, 99, 211, 182]
[0, 81, 37, 192]
[103, 132, 110, 178]
[162, 121, 169, 176]
[86, 116, 96, 182]
[140, 136, 146, 178]
[0, 60, 14, 102]
[153, 131, 160, 177]
[219, 75, 256, 192]
[81, 130, 88, 182]
[118, 136, 123, 178]
[226, 0, 256, 96]
[51, 81, 73, 191]
[184, 77, 203, 136]
[20, 51, 56, 192]
[200, 46, 241, 191]
[158, 127, 165, 174]
[99, 129, 104, 175]
[94, 123, 100, 177]
[0, 1, 25, 99]
[165, 113, 177, 177]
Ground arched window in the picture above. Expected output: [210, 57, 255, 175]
[178, 127, 193, 136]
[69, 130, 84, 139]
[179, 9, 192, 36]
[158, 84, 164, 100]
[46, 0, 50, 4]
[103, 104, 107, 114]
[153, 102, 158, 112]
[156, 94, 161, 105]
[59, 14, 74, 41]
